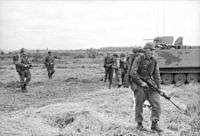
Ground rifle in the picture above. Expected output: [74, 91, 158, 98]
[140, 77, 186, 113]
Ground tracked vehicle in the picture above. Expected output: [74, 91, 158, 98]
[153, 36, 200, 84]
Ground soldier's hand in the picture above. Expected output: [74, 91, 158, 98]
[141, 82, 148, 88]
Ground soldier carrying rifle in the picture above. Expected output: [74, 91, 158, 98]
[103, 52, 114, 89]
[44, 50, 55, 79]
[130, 42, 163, 132]
[13, 48, 32, 92]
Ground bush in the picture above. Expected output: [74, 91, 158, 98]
[74, 54, 85, 59]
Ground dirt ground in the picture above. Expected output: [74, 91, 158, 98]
[0, 58, 200, 136]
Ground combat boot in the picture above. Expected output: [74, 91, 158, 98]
[21, 84, 27, 92]
[23, 84, 28, 92]
[136, 122, 147, 131]
[21, 85, 24, 91]
[151, 121, 163, 132]
[48, 72, 51, 79]
[118, 84, 122, 88]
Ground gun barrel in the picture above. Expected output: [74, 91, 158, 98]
[141, 78, 184, 112]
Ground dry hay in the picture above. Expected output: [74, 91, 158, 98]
[0, 102, 137, 136]
[0, 84, 200, 136]
[30, 81, 45, 87]
[64, 77, 95, 84]
[162, 83, 200, 135]
[4, 81, 21, 89]
[64, 77, 79, 82]
[0, 81, 4, 87]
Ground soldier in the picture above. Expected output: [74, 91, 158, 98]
[103, 52, 114, 89]
[14, 48, 32, 92]
[119, 53, 128, 86]
[112, 53, 122, 88]
[130, 42, 163, 132]
[44, 51, 55, 79]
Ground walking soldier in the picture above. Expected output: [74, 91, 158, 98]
[103, 52, 114, 89]
[130, 42, 163, 132]
[44, 51, 55, 79]
[13, 48, 32, 92]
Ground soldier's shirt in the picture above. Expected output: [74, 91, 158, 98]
[44, 55, 55, 65]
[104, 56, 113, 67]
[119, 60, 127, 70]
[20, 53, 30, 65]
[112, 58, 120, 69]
[130, 54, 161, 88]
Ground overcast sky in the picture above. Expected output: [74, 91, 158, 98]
[0, 0, 200, 50]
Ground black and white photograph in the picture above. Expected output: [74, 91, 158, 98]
[0, 0, 200, 135]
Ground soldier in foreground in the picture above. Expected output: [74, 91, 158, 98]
[13, 48, 32, 92]
[44, 51, 55, 79]
[103, 52, 114, 89]
[130, 42, 163, 132]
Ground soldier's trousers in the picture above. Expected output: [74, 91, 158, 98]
[104, 67, 113, 87]
[121, 69, 127, 85]
[19, 70, 31, 87]
[133, 85, 161, 123]
[47, 66, 55, 78]
[114, 68, 122, 86]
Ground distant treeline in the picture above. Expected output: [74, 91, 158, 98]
[1, 45, 200, 61]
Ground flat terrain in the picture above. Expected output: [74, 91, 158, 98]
[0, 58, 199, 136]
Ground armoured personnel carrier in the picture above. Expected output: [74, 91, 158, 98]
[153, 36, 200, 84]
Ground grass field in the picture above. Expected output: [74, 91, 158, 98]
[0, 56, 199, 136]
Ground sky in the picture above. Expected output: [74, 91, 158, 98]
[0, 0, 200, 50]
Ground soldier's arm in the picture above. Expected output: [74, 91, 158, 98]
[153, 60, 161, 89]
[103, 57, 106, 67]
[44, 56, 48, 65]
[130, 55, 144, 86]
[127, 56, 133, 75]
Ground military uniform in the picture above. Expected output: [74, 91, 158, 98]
[13, 55, 20, 74]
[119, 53, 128, 86]
[103, 54, 114, 88]
[130, 43, 162, 132]
[123, 48, 144, 88]
[112, 54, 122, 88]
[44, 51, 55, 79]
[14, 49, 31, 92]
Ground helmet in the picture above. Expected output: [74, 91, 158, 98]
[20, 48, 25, 54]
[120, 53, 125, 57]
[143, 42, 155, 50]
